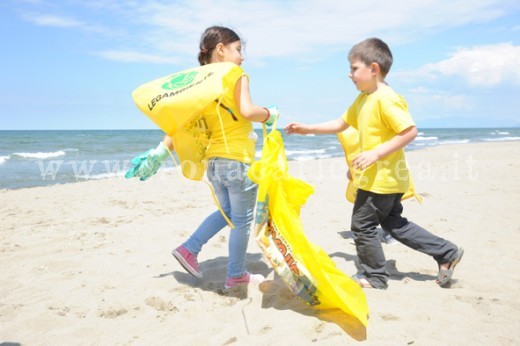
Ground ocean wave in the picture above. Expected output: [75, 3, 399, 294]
[256, 147, 334, 160]
[75, 171, 125, 180]
[13, 151, 67, 159]
[0, 155, 10, 164]
[78, 166, 181, 180]
[413, 139, 471, 146]
[412, 142, 436, 147]
[490, 130, 510, 135]
[292, 154, 333, 161]
[286, 149, 326, 155]
[439, 139, 471, 145]
[414, 136, 439, 141]
[483, 136, 520, 142]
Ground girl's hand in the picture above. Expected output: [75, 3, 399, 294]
[125, 142, 169, 181]
[353, 150, 380, 170]
[263, 106, 279, 127]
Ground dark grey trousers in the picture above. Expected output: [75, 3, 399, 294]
[351, 189, 459, 289]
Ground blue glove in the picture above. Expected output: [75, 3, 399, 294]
[125, 142, 169, 181]
[264, 106, 279, 127]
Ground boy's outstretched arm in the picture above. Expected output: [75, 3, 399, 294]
[353, 126, 417, 170]
[284, 118, 348, 135]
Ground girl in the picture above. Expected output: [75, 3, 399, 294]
[127, 26, 277, 289]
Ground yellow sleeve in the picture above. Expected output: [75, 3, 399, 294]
[381, 95, 415, 133]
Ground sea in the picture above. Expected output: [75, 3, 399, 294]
[1, 128, 519, 190]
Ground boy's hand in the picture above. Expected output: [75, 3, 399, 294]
[353, 150, 380, 170]
[284, 122, 310, 135]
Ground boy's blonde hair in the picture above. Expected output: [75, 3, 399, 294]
[349, 38, 393, 78]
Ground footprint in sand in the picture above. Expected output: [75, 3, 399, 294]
[222, 337, 237, 345]
[93, 217, 111, 224]
[454, 295, 494, 310]
[97, 307, 128, 318]
[48, 305, 70, 317]
[144, 296, 179, 312]
[380, 313, 399, 321]
[259, 325, 272, 334]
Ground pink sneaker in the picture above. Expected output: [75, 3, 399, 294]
[225, 272, 265, 289]
[171, 245, 202, 279]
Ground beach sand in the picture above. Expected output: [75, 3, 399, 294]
[1, 141, 519, 345]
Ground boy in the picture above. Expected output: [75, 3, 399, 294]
[284, 38, 463, 289]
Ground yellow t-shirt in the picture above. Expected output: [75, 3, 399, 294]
[341, 84, 415, 194]
[338, 126, 422, 203]
[202, 70, 256, 164]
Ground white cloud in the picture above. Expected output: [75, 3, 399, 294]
[129, 0, 516, 60]
[14, 0, 519, 63]
[409, 87, 474, 113]
[19, 11, 118, 36]
[423, 43, 520, 86]
[95, 50, 181, 64]
[22, 13, 84, 27]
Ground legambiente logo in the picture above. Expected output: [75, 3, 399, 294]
[147, 70, 213, 111]
[161, 71, 198, 90]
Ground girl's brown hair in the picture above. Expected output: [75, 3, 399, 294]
[198, 26, 242, 65]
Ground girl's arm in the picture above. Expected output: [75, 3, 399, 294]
[234, 75, 271, 123]
[162, 135, 174, 151]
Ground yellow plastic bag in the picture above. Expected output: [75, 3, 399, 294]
[132, 62, 243, 181]
[248, 124, 369, 329]
[338, 127, 423, 203]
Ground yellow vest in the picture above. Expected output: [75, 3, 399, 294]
[342, 85, 415, 193]
[338, 126, 422, 203]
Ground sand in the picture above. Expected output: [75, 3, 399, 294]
[1, 141, 519, 345]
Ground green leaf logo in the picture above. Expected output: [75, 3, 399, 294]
[161, 71, 198, 90]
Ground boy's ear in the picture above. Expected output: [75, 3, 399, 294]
[370, 62, 380, 75]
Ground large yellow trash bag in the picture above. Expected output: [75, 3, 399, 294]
[338, 127, 423, 203]
[132, 62, 243, 180]
[248, 125, 369, 331]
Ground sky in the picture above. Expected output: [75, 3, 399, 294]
[1, 0, 519, 130]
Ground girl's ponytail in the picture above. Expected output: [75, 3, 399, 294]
[198, 48, 211, 65]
